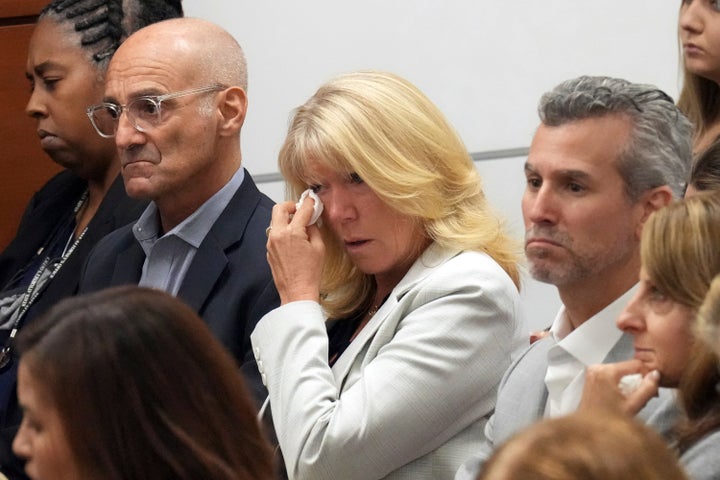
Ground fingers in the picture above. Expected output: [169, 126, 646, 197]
[268, 199, 318, 234]
[623, 370, 660, 415]
[291, 194, 317, 227]
[581, 362, 658, 416]
[265, 202, 325, 305]
[608, 359, 649, 378]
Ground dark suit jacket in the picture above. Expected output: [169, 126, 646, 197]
[0, 170, 147, 480]
[79, 170, 279, 405]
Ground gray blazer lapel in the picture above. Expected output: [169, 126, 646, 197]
[331, 299, 393, 385]
[492, 338, 553, 444]
[604, 332, 634, 363]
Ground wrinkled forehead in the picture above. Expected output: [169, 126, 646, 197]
[105, 51, 193, 101]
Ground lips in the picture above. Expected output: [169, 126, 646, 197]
[344, 238, 371, 252]
[633, 346, 654, 361]
[38, 129, 61, 150]
[525, 237, 561, 248]
[345, 238, 369, 246]
[684, 43, 704, 56]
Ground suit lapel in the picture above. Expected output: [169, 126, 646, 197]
[176, 170, 261, 312]
[111, 241, 145, 285]
[331, 298, 393, 384]
[330, 244, 460, 386]
[604, 331, 634, 362]
[177, 235, 228, 311]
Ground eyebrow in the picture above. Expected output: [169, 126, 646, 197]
[26, 60, 65, 79]
[524, 162, 592, 181]
[103, 88, 165, 105]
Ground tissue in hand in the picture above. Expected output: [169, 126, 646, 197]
[296, 189, 324, 226]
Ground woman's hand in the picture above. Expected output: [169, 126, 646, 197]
[579, 359, 660, 416]
[266, 196, 326, 305]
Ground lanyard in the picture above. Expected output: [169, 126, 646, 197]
[0, 190, 89, 370]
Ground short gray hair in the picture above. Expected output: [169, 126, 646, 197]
[538, 76, 693, 200]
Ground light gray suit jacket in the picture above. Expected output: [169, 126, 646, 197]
[455, 331, 676, 480]
[251, 244, 525, 480]
[682, 429, 720, 480]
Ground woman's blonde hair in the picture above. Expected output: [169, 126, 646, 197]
[640, 192, 720, 453]
[641, 192, 720, 309]
[279, 71, 519, 319]
[697, 273, 720, 358]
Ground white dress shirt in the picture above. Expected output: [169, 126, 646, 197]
[544, 285, 637, 416]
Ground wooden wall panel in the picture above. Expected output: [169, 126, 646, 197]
[0, 1, 61, 251]
[0, 0, 48, 19]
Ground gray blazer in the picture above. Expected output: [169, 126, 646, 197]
[455, 331, 676, 480]
[682, 429, 720, 480]
[252, 244, 525, 480]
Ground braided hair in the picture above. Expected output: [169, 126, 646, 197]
[40, 0, 183, 69]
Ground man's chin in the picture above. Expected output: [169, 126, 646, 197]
[528, 262, 569, 286]
[122, 178, 154, 200]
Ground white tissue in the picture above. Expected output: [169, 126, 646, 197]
[618, 373, 643, 396]
[296, 189, 324, 226]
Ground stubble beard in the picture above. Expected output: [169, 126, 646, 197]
[525, 227, 634, 288]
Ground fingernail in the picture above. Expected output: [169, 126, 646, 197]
[648, 370, 660, 380]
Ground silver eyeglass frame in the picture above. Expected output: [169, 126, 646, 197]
[86, 84, 227, 138]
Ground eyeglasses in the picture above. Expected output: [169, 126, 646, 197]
[86, 84, 226, 138]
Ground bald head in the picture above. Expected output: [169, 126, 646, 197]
[112, 18, 247, 89]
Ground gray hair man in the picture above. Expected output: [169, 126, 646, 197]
[456, 75, 692, 479]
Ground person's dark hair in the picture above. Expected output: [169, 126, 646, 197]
[40, 0, 183, 68]
[689, 137, 720, 193]
[538, 76, 692, 200]
[16, 286, 273, 480]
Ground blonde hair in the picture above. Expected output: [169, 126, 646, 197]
[697, 274, 720, 357]
[641, 192, 720, 309]
[639, 193, 720, 454]
[479, 412, 687, 480]
[279, 71, 519, 319]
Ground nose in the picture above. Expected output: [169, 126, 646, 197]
[114, 110, 146, 151]
[616, 290, 646, 333]
[522, 184, 558, 227]
[323, 187, 357, 225]
[679, 1, 702, 34]
[12, 419, 31, 460]
[25, 87, 47, 119]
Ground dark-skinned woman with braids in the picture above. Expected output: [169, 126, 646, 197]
[0, 1, 183, 478]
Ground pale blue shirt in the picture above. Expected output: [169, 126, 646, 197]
[133, 167, 245, 295]
[544, 285, 637, 416]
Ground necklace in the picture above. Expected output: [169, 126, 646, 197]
[0, 190, 89, 371]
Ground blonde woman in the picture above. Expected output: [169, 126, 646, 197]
[252, 71, 524, 480]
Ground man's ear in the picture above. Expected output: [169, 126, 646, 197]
[635, 185, 673, 239]
[217, 86, 247, 137]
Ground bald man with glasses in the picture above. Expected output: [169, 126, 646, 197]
[80, 18, 278, 406]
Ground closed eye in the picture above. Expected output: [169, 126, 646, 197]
[41, 77, 60, 91]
